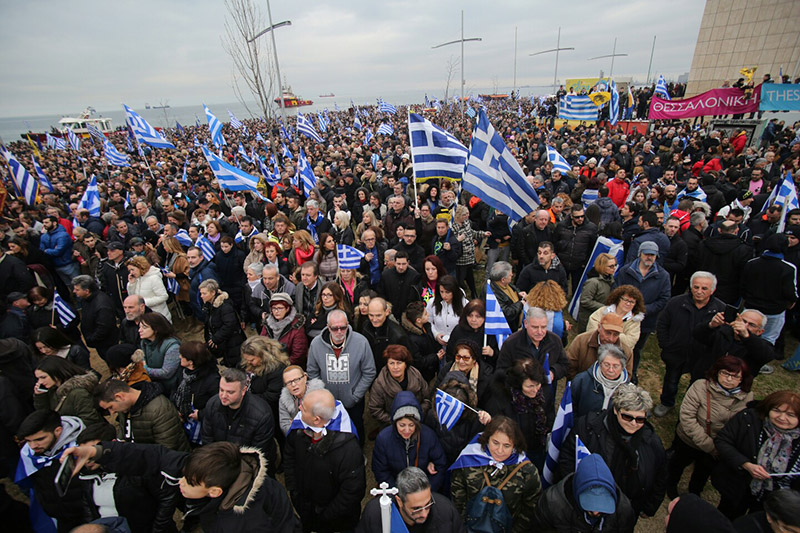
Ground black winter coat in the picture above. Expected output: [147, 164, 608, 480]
[213, 247, 247, 307]
[697, 234, 753, 304]
[553, 219, 598, 272]
[489, 281, 524, 332]
[445, 323, 500, 369]
[183, 362, 220, 416]
[401, 313, 441, 382]
[80, 290, 120, 352]
[516, 258, 569, 294]
[656, 294, 726, 366]
[423, 408, 484, 466]
[741, 254, 799, 315]
[378, 267, 421, 320]
[356, 492, 466, 533]
[204, 291, 246, 366]
[97, 257, 130, 312]
[483, 373, 554, 456]
[360, 318, 416, 371]
[692, 321, 775, 379]
[496, 329, 569, 380]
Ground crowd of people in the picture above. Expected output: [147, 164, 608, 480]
[1, 89, 800, 533]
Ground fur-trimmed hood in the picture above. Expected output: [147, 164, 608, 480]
[401, 312, 424, 336]
[212, 291, 230, 308]
[56, 372, 99, 402]
[219, 446, 268, 514]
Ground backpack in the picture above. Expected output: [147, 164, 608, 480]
[464, 460, 530, 533]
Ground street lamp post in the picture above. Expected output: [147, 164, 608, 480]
[248, 0, 291, 123]
[588, 37, 628, 81]
[432, 10, 482, 116]
[530, 27, 574, 94]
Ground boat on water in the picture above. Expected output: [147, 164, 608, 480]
[145, 103, 170, 109]
[22, 107, 113, 141]
[319, 93, 335, 98]
[275, 86, 313, 108]
[479, 94, 510, 100]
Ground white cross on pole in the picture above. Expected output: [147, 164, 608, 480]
[370, 482, 399, 533]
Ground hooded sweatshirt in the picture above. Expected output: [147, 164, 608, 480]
[307, 326, 376, 408]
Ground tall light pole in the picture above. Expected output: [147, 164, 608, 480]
[530, 27, 574, 94]
[513, 26, 518, 95]
[588, 37, 628, 81]
[432, 10, 482, 116]
[248, 0, 291, 123]
[646, 35, 657, 85]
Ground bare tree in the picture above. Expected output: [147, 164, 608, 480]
[222, 0, 277, 120]
[443, 55, 460, 102]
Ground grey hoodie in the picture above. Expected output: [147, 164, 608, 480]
[307, 326, 376, 409]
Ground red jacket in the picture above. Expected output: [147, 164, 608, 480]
[607, 178, 630, 208]
[731, 132, 747, 155]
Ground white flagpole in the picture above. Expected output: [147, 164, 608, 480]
[408, 109, 419, 211]
[370, 482, 399, 533]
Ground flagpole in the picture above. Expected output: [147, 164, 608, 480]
[51, 303, 56, 326]
[369, 483, 399, 533]
[134, 135, 157, 181]
[408, 110, 419, 211]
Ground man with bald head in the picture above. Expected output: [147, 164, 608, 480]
[521, 209, 554, 266]
[120, 294, 150, 345]
[360, 297, 416, 371]
[284, 387, 366, 533]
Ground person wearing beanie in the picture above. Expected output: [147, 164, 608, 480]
[372, 391, 447, 492]
[533, 454, 636, 531]
[106, 343, 151, 387]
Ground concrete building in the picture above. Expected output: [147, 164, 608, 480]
[686, 0, 800, 95]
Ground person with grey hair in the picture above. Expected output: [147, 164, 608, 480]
[300, 198, 332, 242]
[488, 260, 525, 331]
[241, 261, 264, 327]
[559, 383, 667, 518]
[356, 466, 465, 532]
[674, 210, 710, 294]
[72, 274, 119, 359]
[654, 270, 726, 416]
[571, 344, 631, 418]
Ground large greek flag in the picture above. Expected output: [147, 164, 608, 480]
[655, 75, 671, 100]
[31, 155, 53, 192]
[376, 122, 394, 136]
[66, 128, 81, 151]
[103, 139, 130, 167]
[53, 292, 77, 327]
[462, 110, 540, 222]
[203, 104, 227, 148]
[238, 143, 253, 164]
[408, 113, 468, 182]
[317, 113, 329, 133]
[0, 145, 38, 205]
[542, 381, 573, 488]
[296, 113, 324, 143]
[228, 110, 243, 129]
[435, 389, 465, 430]
[296, 147, 317, 194]
[282, 142, 293, 160]
[558, 95, 599, 121]
[676, 185, 707, 202]
[123, 105, 176, 149]
[774, 171, 799, 232]
[546, 145, 571, 174]
[337, 244, 365, 270]
[78, 175, 101, 216]
[485, 280, 512, 346]
[378, 99, 397, 114]
[568, 236, 625, 319]
[256, 154, 279, 186]
[609, 80, 620, 126]
[202, 146, 265, 199]
[175, 229, 193, 247]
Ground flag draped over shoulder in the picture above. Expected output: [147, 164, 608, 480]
[462, 110, 540, 222]
[123, 105, 176, 149]
[1, 145, 38, 204]
[559, 95, 598, 121]
[542, 381, 573, 488]
[287, 400, 357, 437]
[337, 244, 365, 270]
[568, 236, 624, 319]
[450, 434, 528, 471]
[204, 104, 227, 148]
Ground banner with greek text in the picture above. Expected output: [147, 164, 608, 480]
[760, 84, 800, 111]
[648, 85, 761, 119]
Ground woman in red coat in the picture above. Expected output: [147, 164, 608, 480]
[261, 292, 309, 368]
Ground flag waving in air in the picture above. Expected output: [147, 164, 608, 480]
[609, 80, 620, 126]
[296, 113, 324, 143]
[485, 280, 513, 346]
[123, 105, 176, 149]
[654, 75, 671, 100]
[435, 389, 465, 430]
[336, 245, 365, 270]
[203, 104, 227, 148]
[0, 145, 38, 205]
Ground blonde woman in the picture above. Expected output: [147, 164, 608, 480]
[356, 209, 380, 244]
[244, 233, 269, 274]
[288, 229, 316, 271]
[524, 280, 571, 341]
[162, 237, 190, 303]
[127, 255, 172, 321]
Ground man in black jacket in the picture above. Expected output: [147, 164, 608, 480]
[654, 271, 726, 417]
[431, 218, 462, 276]
[360, 297, 416, 371]
[663, 216, 688, 291]
[697, 220, 753, 304]
[554, 204, 597, 293]
[202, 368, 276, 477]
[72, 275, 119, 359]
[378, 252, 421, 321]
[393, 226, 426, 274]
[516, 241, 568, 294]
[120, 295, 151, 345]
[96, 242, 130, 318]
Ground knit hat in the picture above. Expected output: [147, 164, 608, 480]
[269, 292, 293, 307]
[784, 225, 800, 239]
[105, 344, 140, 370]
[393, 405, 421, 423]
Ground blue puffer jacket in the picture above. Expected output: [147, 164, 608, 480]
[40, 224, 73, 266]
[372, 391, 448, 492]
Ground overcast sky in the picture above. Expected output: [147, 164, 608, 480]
[0, 0, 705, 117]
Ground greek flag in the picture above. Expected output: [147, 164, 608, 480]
[270, 154, 282, 184]
[317, 113, 329, 133]
[435, 388, 465, 430]
[364, 129, 374, 145]
[462, 110, 540, 223]
[85, 123, 105, 143]
[238, 143, 253, 164]
[378, 99, 397, 114]
[282, 142, 293, 160]
[123, 105, 176, 149]
[103, 139, 130, 167]
[546, 145, 571, 174]
[558, 95, 599, 121]
[575, 435, 592, 469]
[53, 292, 77, 326]
[228, 110, 243, 129]
[0, 145, 38, 205]
[296, 113, 324, 143]
[288, 400, 357, 437]
[182, 157, 188, 181]
[124, 191, 131, 209]
[568, 236, 625, 319]
[196, 235, 216, 261]
[31, 155, 53, 192]
[582, 188, 600, 208]
[370, 152, 379, 170]
[92, 147, 99, 157]
[203, 104, 227, 148]
[542, 381, 573, 488]
[337, 244, 365, 270]
[46, 133, 66, 150]
[450, 434, 528, 470]
[466, 107, 477, 118]
[773, 171, 799, 232]
[256, 132, 265, 144]
[66, 128, 81, 150]
[201, 146, 266, 199]
[256, 154, 279, 186]
[609, 80, 620, 126]
[235, 228, 259, 244]
[655, 75, 671, 100]
[175, 229, 193, 247]
[159, 268, 180, 294]
[377, 122, 394, 136]
[78, 175, 101, 216]
[280, 123, 292, 142]
[676, 185, 708, 202]
[408, 113, 468, 182]
[296, 147, 317, 194]
[485, 281, 512, 346]
[353, 115, 362, 131]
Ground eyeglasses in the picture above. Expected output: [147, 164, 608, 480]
[619, 412, 648, 424]
[718, 370, 742, 380]
[407, 495, 436, 517]
[619, 297, 637, 304]
[284, 375, 306, 387]
[572, 214, 585, 219]
[600, 362, 622, 371]
[329, 325, 348, 332]
[455, 354, 473, 361]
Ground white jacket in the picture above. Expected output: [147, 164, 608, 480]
[426, 294, 469, 340]
[127, 265, 172, 321]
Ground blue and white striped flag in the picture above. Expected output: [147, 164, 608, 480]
[609, 80, 620, 126]
[103, 139, 130, 167]
[676, 185, 707, 202]
[92, 147, 99, 157]
[655, 75, 671, 100]
[46, 133, 65, 150]
[270, 154, 282, 184]
[546, 145, 572, 174]
[203, 104, 227, 148]
[78, 175, 101, 216]
[196, 234, 217, 261]
[575, 435, 592, 469]
[370, 152, 379, 170]
[317, 113, 329, 133]
[182, 157, 188, 181]
[123, 105, 176, 149]
[228, 110, 243, 129]
[282, 143, 293, 160]
[435, 389, 465, 430]
[568, 236, 625, 319]
[288, 400, 357, 437]
[336, 244, 365, 270]
[86, 123, 105, 143]
[296, 147, 317, 194]
[235, 228, 259, 244]
[256, 132, 265, 144]
[353, 115, 363, 131]
[542, 381, 573, 488]
[0, 145, 38, 205]
[160, 268, 180, 294]
[558, 95, 599, 121]
[280, 123, 293, 142]
[296, 113, 324, 143]
[238, 143, 253, 164]
[201, 146, 266, 199]
[378, 99, 397, 114]
[463, 110, 540, 223]
[53, 292, 77, 327]
[124, 191, 131, 209]
[485, 281, 512, 347]
[773, 171, 799, 232]
[31, 155, 53, 192]
[364, 129, 374, 145]
[465, 107, 477, 118]
[256, 154, 279, 186]
[175, 229, 193, 248]
[376, 122, 394, 136]
[408, 113, 468, 182]
[66, 128, 81, 151]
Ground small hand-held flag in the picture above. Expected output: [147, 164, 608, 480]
[53, 293, 77, 327]
[337, 245, 365, 270]
[575, 435, 592, 469]
[542, 381, 574, 488]
[435, 388, 466, 430]
[484, 281, 513, 347]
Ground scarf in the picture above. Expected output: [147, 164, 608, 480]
[172, 368, 199, 418]
[294, 245, 315, 265]
[751, 420, 800, 497]
[606, 411, 646, 500]
[421, 281, 437, 304]
[450, 361, 480, 395]
[592, 362, 629, 409]
[267, 306, 296, 336]
[511, 389, 548, 448]
[449, 434, 528, 473]
[287, 400, 357, 438]
[712, 380, 742, 397]
[306, 212, 324, 244]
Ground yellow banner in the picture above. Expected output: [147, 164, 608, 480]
[739, 66, 757, 83]
[565, 78, 608, 94]
[589, 92, 612, 107]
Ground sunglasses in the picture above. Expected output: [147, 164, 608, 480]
[619, 412, 647, 424]
[329, 325, 348, 332]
